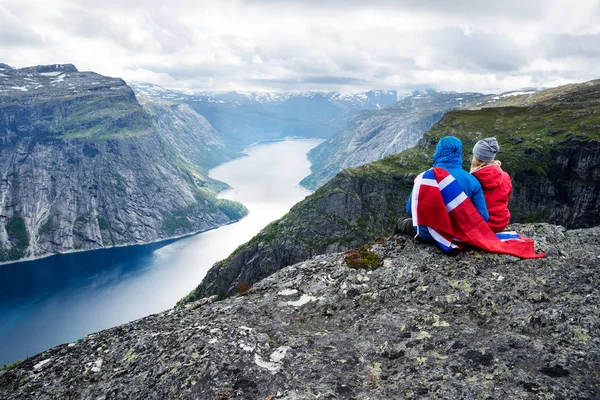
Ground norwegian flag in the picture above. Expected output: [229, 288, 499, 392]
[411, 167, 545, 259]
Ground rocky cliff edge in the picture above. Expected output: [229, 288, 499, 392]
[1, 223, 598, 399]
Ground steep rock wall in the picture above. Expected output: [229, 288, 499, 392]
[0, 65, 246, 262]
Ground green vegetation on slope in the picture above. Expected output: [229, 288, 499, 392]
[381, 80, 600, 224]
[1, 216, 30, 261]
[57, 100, 154, 140]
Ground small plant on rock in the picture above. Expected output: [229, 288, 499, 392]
[345, 245, 381, 270]
[237, 282, 253, 296]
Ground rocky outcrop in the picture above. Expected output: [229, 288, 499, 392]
[300, 91, 486, 190]
[0, 65, 246, 262]
[186, 79, 600, 302]
[1, 224, 598, 399]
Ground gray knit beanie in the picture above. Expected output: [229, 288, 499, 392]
[473, 137, 499, 162]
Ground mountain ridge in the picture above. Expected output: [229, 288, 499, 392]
[300, 91, 487, 189]
[131, 83, 399, 149]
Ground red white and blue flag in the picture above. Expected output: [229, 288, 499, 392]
[411, 167, 545, 259]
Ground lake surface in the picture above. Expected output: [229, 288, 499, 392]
[0, 138, 322, 366]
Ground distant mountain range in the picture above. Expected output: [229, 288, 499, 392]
[131, 83, 399, 150]
[132, 83, 553, 192]
[132, 82, 399, 114]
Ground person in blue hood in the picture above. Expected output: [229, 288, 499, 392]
[396, 136, 489, 242]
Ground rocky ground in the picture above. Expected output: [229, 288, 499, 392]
[1, 223, 598, 399]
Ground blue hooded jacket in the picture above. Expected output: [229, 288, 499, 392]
[406, 136, 489, 241]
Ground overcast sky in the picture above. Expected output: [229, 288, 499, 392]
[1, 0, 599, 93]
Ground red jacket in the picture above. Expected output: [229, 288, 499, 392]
[472, 165, 512, 232]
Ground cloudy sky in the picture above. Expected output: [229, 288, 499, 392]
[1, 0, 599, 93]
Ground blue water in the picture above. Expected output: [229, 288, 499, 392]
[0, 138, 322, 366]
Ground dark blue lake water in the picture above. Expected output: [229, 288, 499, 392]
[0, 138, 322, 366]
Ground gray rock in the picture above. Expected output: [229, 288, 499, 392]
[1, 224, 598, 399]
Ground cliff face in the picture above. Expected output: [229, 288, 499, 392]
[186, 79, 600, 302]
[0, 65, 246, 262]
[2, 224, 598, 399]
[300, 91, 486, 190]
[138, 95, 240, 177]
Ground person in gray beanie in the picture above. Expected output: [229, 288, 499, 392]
[470, 137, 513, 232]
[473, 137, 499, 162]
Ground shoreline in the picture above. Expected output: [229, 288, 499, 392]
[0, 216, 246, 268]
[1, 136, 323, 267]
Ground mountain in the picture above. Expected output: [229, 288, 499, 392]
[0, 65, 246, 263]
[137, 95, 240, 173]
[131, 83, 398, 150]
[2, 223, 598, 399]
[201, 89, 399, 124]
[184, 79, 600, 301]
[300, 91, 486, 190]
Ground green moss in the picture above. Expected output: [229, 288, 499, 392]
[344, 245, 381, 270]
[178, 291, 197, 305]
[448, 279, 473, 294]
[122, 348, 136, 363]
[0, 358, 24, 371]
[572, 327, 590, 344]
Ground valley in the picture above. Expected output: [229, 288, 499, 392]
[0, 138, 321, 366]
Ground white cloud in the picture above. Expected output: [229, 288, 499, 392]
[0, 0, 598, 93]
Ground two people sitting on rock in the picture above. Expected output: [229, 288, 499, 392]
[396, 136, 489, 241]
[394, 136, 542, 258]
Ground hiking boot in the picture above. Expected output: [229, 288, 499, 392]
[393, 217, 417, 237]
